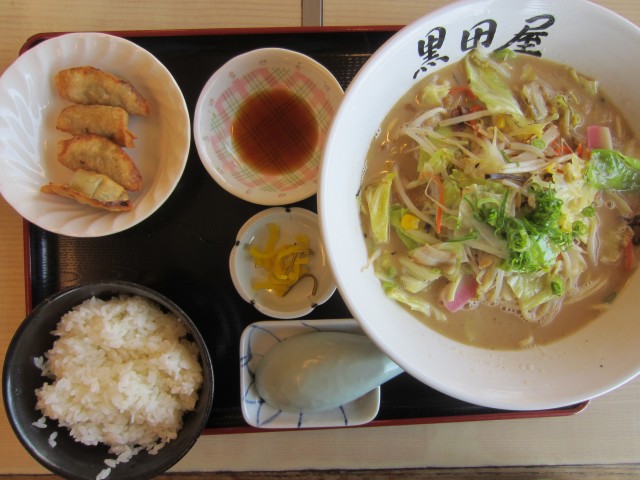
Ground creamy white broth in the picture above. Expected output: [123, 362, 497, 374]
[360, 51, 640, 350]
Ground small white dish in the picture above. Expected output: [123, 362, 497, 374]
[193, 48, 343, 205]
[229, 207, 336, 319]
[239, 318, 381, 429]
[0, 32, 190, 237]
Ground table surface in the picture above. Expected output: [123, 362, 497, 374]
[1, 0, 640, 476]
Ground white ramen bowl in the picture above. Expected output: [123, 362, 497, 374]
[0, 32, 190, 237]
[319, 0, 640, 410]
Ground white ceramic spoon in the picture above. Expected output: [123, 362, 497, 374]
[255, 331, 403, 413]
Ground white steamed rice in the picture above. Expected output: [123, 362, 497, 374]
[35, 294, 203, 458]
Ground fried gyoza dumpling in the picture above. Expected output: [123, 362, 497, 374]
[41, 169, 132, 212]
[56, 105, 137, 148]
[57, 134, 142, 191]
[54, 66, 150, 116]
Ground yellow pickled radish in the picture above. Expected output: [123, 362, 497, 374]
[249, 223, 315, 297]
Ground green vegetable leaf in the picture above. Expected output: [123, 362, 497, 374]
[468, 185, 572, 273]
[458, 190, 510, 259]
[384, 284, 446, 321]
[363, 173, 396, 245]
[491, 48, 517, 61]
[390, 205, 423, 249]
[420, 81, 451, 106]
[418, 147, 453, 177]
[507, 272, 564, 312]
[569, 68, 598, 96]
[585, 149, 640, 191]
[397, 254, 442, 293]
[464, 49, 526, 123]
[502, 233, 560, 273]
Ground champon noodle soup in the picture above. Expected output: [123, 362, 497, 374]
[359, 48, 640, 350]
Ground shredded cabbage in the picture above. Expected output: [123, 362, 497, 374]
[359, 48, 639, 330]
[464, 49, 526, 124]
[362, 172, 396, 245]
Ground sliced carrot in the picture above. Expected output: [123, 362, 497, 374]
[553, 140, 573, 156]
[448, 85, 476, 99]
[431, 175, 445, 235]
[625, 239, 634, 270]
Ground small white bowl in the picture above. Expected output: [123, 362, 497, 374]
[0, 32, 190, 237]
[229, 207, 336, 319]
[239, 318, 381, 429]
[193, 48, 343, 206]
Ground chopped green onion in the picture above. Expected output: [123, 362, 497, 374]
[572, 221, 588, 237]
[504, 217, 530, 253]
[531, 137, 546, 149]
[498, 190, 509, 230]
[550, 276, 565, 295]
[448, 231, 480, 242]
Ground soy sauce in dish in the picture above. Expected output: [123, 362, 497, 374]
[231, 88, 319, 175]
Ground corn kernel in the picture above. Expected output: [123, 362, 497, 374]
[400, 213, 421, 230]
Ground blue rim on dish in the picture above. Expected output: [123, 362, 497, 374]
[239, 318, 381, 429]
